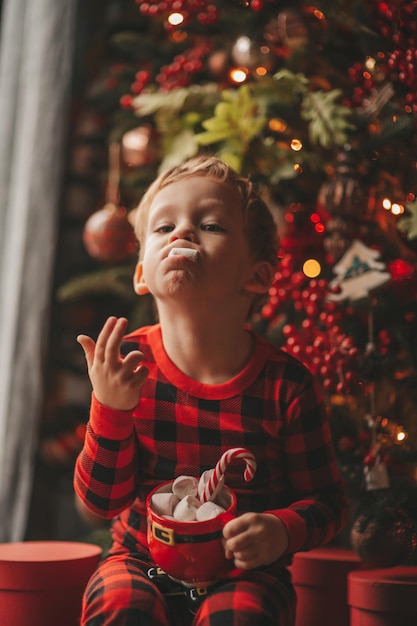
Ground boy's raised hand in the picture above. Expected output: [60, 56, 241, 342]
[77, 316, 149, 411]
[223, 512, 289, 570]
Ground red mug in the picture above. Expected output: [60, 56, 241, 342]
[146, 480, 237, 586]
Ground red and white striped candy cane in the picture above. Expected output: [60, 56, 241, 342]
[200, 447, 256, 503]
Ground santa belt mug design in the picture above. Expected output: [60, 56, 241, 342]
[151, 521, 224, 546]
[146, 480, 237, 586]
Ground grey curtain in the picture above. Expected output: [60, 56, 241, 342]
[0, 0, 77, 541]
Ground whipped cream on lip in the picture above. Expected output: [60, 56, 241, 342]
[168, 247, 199, 261]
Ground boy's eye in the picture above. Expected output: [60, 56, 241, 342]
[155, 224, 174, 233]
[201, 223, 225, 232]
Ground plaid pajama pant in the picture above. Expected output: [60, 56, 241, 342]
[81, 551, 296, 626]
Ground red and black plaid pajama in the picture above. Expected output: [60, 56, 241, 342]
[82, 548, 295, 626]
[75, 324, 347, 626]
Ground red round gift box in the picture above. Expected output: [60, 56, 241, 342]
[0, 541, 102, 626]
[289, 546, 362, 626]
[348, 566, 417, 626]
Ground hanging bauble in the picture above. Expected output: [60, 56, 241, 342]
[323, 215, 356, 263]
[350, 507, 417, 568]
[276, 9, 308, 52]
[317, 146, 368, 221]
[231, 35, 275, 73]
[83, 203, 137, 263]
[121, 125, 160, 168]
[83, 141, 137, 263]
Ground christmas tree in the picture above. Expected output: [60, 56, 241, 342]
[46, 0, 417, 563]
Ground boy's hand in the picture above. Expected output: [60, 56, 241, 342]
[223, 512, 289, 570]
[77, 316, 149, 411]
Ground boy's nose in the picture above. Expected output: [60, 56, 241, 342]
[169, 225, 197, 243]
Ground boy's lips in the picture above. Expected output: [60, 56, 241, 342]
[168, 247, 199, 261]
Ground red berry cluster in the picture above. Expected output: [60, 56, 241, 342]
[368, 0, 417, 111]
[369, 0, 417, 44]
[131, 68, 152, 95]
[136, 0, 218, 25]
[281, 302, 360, 396]
[156, 40, 212, 90]
[387, 48, 417, 111]
[346, 61, 387, 108]
[262, 254, 360, 395]
[120, 38, 212, 107]
[119, 67, 152, 109]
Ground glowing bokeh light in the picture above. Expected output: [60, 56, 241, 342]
[303, 258, 321, 278]
[168, 12, 184, 26]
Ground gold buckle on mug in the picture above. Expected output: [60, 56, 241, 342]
[152, 522, 175, 546]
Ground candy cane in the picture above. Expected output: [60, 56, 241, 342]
[200, 447, 257, 503]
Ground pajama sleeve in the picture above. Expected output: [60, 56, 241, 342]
[73, 393, 137, 518]
[266, 376, 348, 554]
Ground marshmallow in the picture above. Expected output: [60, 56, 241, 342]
[151, 492, 180, 517]
[168, 248, 198, 260]
[172, 475, 199, 499]
[173, 495, 201, 522]
[196, 501, 226, 521]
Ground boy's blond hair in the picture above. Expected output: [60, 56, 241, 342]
[134, 155, 279, 271]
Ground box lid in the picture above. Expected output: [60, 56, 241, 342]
[0, 541, 102, 591]
[347, 566, 417, 613]
[290, 547, 361, 587]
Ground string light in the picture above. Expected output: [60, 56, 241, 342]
[396, 430, 407, 443]
[365, 56, 376, 71]
[291, 138, 303, 151]
[168, 12, 184, 26]
[303, 258, 321, 278]
[229, 67, 248, 83]
[391, 203, 404, 215]
[269, 118, 287, 133]
[382, 198, 405, 215]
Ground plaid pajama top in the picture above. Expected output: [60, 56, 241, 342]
[74, 323, 347, 563]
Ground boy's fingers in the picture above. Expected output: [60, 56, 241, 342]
[94, 317, 118, 362]
[223, 515, 249, 539]
[122, 350, 145, 372]
[105, 317, 128, 362]
[77, 335, 96, 368]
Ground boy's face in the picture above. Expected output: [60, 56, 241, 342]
[134, 175, 271, 306]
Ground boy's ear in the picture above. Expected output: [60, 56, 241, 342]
[133, 262, 150, 295]
[244, 260, 274, 295]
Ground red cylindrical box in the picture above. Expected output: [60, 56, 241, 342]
[289, 546, 362, 626]
[0, 541, 102, 626]
[348, 567, 417, 626]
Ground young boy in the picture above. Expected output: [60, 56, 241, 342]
[74, 155, 347, 626]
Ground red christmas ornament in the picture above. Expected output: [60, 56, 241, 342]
[83, 203, 137, 263]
